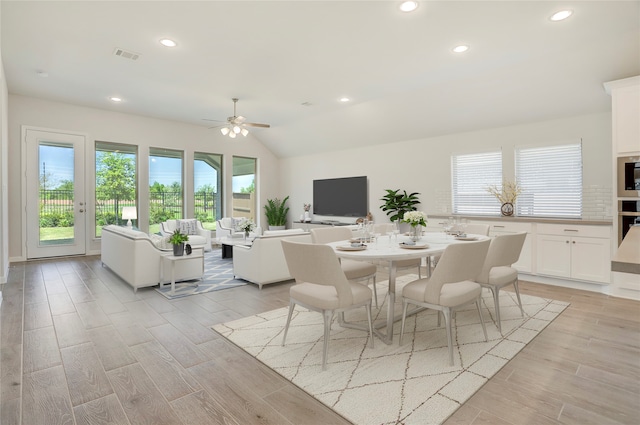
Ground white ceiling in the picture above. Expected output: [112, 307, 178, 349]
[2, 1, 639, 158]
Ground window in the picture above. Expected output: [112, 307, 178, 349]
[149, 148, 183, 233]
[232, 156, 256, 220]
[452, 150, 502, 215]
[194, 152, 222, 231]
[515, 142, 582, 218]
[95, 141, 137, 237]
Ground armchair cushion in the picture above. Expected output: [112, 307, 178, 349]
[160, 219, 212, 251]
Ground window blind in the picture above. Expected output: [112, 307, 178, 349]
[515, 142, 582, 218]
[452, 150, 502, 215]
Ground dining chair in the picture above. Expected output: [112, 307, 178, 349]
[399, 239, 491, 366]
[476, 231, 527, 333]
[463, 223, 490, 236]
[281, 240, 374, 370]
[310, 227, 380, 307]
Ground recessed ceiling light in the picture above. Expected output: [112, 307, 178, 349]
[109, 97, 123, 103]
[340, 97, 350, 102]
[399, 1, 419, 12]
[452, 45, 469, 53]
[159, 38, 177, 47]
[550, 10, 573, 21]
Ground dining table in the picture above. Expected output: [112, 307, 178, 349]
[328, 232, 489, 345]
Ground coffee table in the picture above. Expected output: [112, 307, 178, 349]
[219, 236, 253, 258]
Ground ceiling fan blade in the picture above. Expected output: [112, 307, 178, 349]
[235, 115, 246, 123]
[202, 118, 226, 123]
[244, 122, 271, 128]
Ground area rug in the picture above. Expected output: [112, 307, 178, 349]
[155, 249, 247, 299]
[213, 275, 569, 425]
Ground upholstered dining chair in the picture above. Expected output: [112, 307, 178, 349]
[476, 232, 527, 333]
[399, 239, 491, 366]
[463, 223, 490, 236]
[281, 240, 374, 370]
[310, 227, 380, 307]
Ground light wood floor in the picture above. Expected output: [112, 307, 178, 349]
[1, 253, 639, 425]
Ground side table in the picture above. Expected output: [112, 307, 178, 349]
[160, 252, 204, 294]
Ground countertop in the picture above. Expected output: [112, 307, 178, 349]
[428, 215, 612, 226]
[612, 226, 640, 275]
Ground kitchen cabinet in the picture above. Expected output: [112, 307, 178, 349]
[536, 224, 611, 284]
[604, 76, 640, 155]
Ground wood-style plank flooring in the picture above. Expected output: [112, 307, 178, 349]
[1, 253, 639, 424]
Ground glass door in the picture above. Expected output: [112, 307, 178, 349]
[26, 129, 86, 258]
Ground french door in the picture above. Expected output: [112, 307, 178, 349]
[25, 128, 86, 259]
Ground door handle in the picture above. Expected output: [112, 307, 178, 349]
[79, 209, 84, 213]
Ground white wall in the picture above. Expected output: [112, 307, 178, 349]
[280, 112, 613, 224]
[7, 95, 281, 260]
[0, 60, 7, 283]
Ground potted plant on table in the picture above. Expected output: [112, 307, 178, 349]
[264, 196, 290, 230]
[169, 229, 189, 256]
[380, 189, 421, 232]
[403, 211, 428, 242]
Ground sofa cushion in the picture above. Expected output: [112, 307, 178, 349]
[149, 233, 173, 250]
[177, 219, 198, 235]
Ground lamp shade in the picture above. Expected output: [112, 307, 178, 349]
[122, 207, 137, 220]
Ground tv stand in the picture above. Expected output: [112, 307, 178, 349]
[291, 221, 354, 230]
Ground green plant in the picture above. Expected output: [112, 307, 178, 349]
[264, 196, 290, 226]
[168, 229, 189, 245]
[380, 189, 420, 222]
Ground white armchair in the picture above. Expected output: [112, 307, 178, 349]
[215, 217, 244, 241]
[160, 219, 212, 251]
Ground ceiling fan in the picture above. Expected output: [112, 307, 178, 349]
[204, 98, 270, 138]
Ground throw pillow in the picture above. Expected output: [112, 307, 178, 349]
[177, 219, 198, 235]
[149, 234, 172, 250]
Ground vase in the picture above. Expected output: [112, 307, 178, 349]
[304, 211, 311, 222]
[244, 231, 250, 241]
[409, 225, 422, 242]
[172, 243, 184, 256]
[501, 202, 514, 216]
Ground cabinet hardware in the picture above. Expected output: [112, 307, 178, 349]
[493, 225, 505, 228]
[564, 229, 578, 232]
[566, 240, 569, 243]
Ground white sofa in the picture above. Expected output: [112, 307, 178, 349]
[232, 229, 312, 289]
[101, 225, 204, 291]
[160, 219, 212, 251]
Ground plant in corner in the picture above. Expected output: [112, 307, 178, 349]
[168, 229, 189, 256]
[264, 196, 290, 229]
[380, 189, 421, 222]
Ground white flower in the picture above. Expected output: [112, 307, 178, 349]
[236, 218, 255, 232]
[403, 211, 427, 227]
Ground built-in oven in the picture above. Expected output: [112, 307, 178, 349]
[618, 200, 640, 245]
[617, 156, 640, 197]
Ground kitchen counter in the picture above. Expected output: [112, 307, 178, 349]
[612, 226, 640, 275]
[429, 215, 612, 226]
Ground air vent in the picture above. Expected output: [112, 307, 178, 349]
[113, 48, 140, 61]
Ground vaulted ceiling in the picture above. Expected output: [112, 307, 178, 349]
[2, 1, 639, 157]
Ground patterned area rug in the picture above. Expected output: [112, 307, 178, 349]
[213, 275, 569, 425]
[155, 249, 247, 299]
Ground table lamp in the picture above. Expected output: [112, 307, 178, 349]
[122, 206, 137, 228]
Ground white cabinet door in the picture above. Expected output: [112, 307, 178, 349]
[537, 234, 571, 278]
[571, 237, 611, 283]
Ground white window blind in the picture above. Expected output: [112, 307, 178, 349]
[515, 142, 582, 218]
[452, 150, 502, 215]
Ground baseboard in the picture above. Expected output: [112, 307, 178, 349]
[519, 273, 609, 295]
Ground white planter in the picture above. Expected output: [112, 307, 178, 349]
[269, 225, 286, 231]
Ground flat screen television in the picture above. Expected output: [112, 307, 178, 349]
[313, 176, 368, 217]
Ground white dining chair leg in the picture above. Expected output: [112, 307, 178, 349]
[513, 279, 524, 317]
[282, 300, 295, 346]
[443, 307, 454, 366]
[371, 276, 378, 309]
[322, 310, 333, 370]
[476, 298, 488, 341]
[490, 286, 502, 333]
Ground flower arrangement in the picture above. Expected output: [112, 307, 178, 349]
[236, 218, 255, 234]
[303, 203, 311, 212]
[486, 180, 523, 204]
[403, 211, 428, 227]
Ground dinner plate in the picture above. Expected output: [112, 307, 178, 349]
[399, 243, 429, 249]
[337, 245, 367, 251]
[455, 236, 478, 241]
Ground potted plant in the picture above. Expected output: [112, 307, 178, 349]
[486, 180, 522, 216]
[169, 229, 189, 256]
[380, 189, 421, 223]
[264, 196, 290, 230]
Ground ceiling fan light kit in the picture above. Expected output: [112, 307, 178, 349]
[213, 98, 271, 139]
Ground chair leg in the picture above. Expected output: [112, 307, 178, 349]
[365, 303, 374, 349]
[513, 278, 524, 317]
[322, 310, 333, 370]
[282, 300, 295, 346]
[476, 298, 488, 341]
[443, 308, 454, 366]
[491, 286, 502, 333]
[399, 300, 409, 345]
